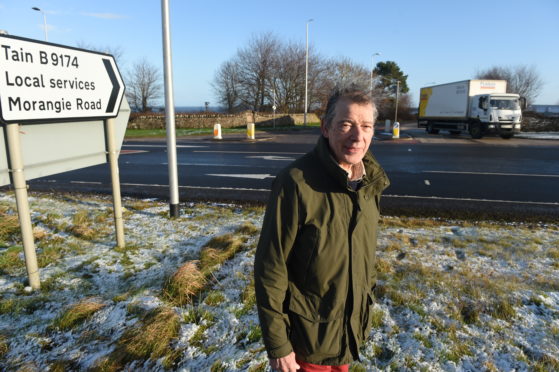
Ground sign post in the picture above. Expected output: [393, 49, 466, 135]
[5, 122, 40, 289]
[105, 117, 125, 248]
[0, 34, 126, 288]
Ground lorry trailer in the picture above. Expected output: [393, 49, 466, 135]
[418, 80, 525, 139]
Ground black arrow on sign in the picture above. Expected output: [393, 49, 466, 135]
[103, 58, 120, 113]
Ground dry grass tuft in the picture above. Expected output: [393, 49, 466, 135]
[163, 261, 206, 306]
[52, 298, 107, 331]
[200, 234, 245, 273]
[0, 333, 9, 358]
[96, 307, 180, 371]
[235, 222, 259, 236]
[69, 210, 97, 239]
[0, 208, 20, 246]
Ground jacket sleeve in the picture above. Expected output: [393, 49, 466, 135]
[254, 172, 300, 359]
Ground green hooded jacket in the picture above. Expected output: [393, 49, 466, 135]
[254, 135, 390, 365]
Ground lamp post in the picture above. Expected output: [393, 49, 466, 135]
[31, 7, 48, 41]
[370, 52, 381, 95]
[304, 18, 313, 126]
[394, 79, 400, 123]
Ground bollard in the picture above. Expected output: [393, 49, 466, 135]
[385, 119, 391, 133]
[213, 123, 222, 139]
[392, 121, 400, 139]
[247, 123, 255, 140]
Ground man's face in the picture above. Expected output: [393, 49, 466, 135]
[321, 99, 375, 172]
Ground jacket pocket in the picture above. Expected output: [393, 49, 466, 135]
[287, 289, 344, 358]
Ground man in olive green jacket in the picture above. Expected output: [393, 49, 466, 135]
[254, 87, 390, 372]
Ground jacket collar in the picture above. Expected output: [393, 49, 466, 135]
[314, 135, 390, 194]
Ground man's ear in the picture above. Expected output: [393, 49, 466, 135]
[320, 119, 329, 138]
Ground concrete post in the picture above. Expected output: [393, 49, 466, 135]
[105, 118, 125, 248]
[5, 123, 40, 289]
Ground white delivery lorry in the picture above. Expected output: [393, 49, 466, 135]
[418, 80, 525, 139]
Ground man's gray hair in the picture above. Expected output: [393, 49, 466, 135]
[323, 86, 378, 128]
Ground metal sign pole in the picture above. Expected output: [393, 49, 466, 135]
[5, 123, 40, 289]
[161, 0, 180, 218]
[105, 118, 125, 248]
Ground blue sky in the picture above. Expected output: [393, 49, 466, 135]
[1, 0, 558, 106]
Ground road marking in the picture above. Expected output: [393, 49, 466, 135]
[162, 162, 282, 169]
[121, 182, 269, 192]
[71, 181, 102, 185]
[424, 170, 559, 178]
[41, 180, 559, 206]
[194, 150, 305, 155]
[122, 144, 207, 148]
[384, 194, 559, 206]
[206, 173, 274, 180]
[247, 155, 296, 161]
[424, 180, 431, 186]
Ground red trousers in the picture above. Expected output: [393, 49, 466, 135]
[296, 359, 349, 372]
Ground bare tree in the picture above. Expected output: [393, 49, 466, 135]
[125, 58, 162, 112]
[212, 60, 240, 113]
[476, 65, 543, 105]
[234, 33, 281, 111]
[76, 41, 125, 67]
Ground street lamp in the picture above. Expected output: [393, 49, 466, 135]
[370, 52, 381, 95]
[304, 18, 313, 126]
[31, 7, 48, 41]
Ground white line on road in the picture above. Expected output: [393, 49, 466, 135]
[424, 180, 431, 186]
[57, 181, 559, 206]
[160, 162, 282, 169]
[123, 144, 207, 148]
[194, 150, 305, 155]
[424, 170, 559, 178]
[384, 194, 559, 206]
[120, 182, 269, 192]
[247, 155, 296, 161]
[70, 181, 102, 185]
[206, 173, 274, 180]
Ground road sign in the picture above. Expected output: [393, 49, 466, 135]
[0, 97, 130, 187]
[0, 34, 124, 124]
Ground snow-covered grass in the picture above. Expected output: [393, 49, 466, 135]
[0, 191, 558, 371]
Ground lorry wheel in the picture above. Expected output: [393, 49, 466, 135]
[500, 132, 514, 139]
[449, 130, 461, 135]
[427, 124, 439, 134]
[469, 124, 483, 139]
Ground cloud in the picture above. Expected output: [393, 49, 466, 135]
[81, 12, 126, 19]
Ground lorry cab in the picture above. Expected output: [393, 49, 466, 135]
[470, 94, 523, 138]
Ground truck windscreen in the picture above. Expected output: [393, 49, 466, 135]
[490, 99, 520, 110]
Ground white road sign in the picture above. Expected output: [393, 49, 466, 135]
[0, 34, 125, 124]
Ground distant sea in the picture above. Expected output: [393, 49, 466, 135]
[154, 106, 226, 113]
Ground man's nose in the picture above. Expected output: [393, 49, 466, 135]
[349, 125, 366, 140]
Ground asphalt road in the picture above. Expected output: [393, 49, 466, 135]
[19, 125, 559, 221]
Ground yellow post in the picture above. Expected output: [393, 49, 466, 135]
[392, 121, 400, 139]
[247, 123, 255, 140]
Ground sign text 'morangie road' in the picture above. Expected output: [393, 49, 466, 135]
[0, 35, 124, 124]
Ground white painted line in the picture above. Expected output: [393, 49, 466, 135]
[161, 162, 281, 169]
[424, 180, 431, 186]
[194, 150, 305, 155]
[206, 173, 274, 180]
[424, 170, 559, 178]
[247, 155, 296, 161]
[120, 182, 269, 192]
[384, 194, 559, 206]
[122, 144, 207, 148]
[70, 181, 102, 185]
